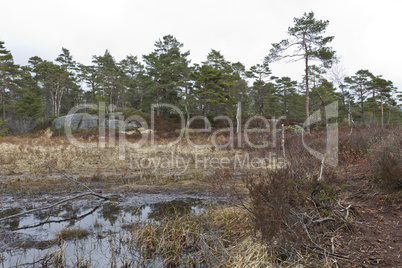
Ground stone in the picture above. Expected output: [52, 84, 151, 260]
[126, 122, 138, 130]
[79, 114, 98, 130]
[52, 113, 138, 131]
[52, 113, 84, 130]
[106, 119, 139, 130]
[105, 119, 122, 129]
[109, 112, 123, 118]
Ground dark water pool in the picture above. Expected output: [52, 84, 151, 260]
[0, 194, 219, 267]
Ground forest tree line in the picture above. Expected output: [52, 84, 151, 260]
[1, 12, 401, 134]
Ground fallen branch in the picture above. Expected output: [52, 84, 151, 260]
[338, 201, 353, 220]
[312, 217, 335, 223]
[48, 164, 94, 193]
[0, 192, 109, 222]
[318, 156, 325, 181]
[307, 246, 351, 260]
[14, 206, 100, 231]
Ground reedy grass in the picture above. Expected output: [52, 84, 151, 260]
[130, 205, 256, 267]
[58, 227, 90, 241]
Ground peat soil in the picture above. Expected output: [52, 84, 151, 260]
[337, 177, 401, 267]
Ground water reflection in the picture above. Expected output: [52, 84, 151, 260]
[99, 202, 121, 225]
[0, 196, 215, 267]
[147, 198, 204, 220]
[0, 208, 22, 229]
[1, 196, 210, 233]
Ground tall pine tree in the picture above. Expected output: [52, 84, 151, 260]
[267, 12, 336, 131]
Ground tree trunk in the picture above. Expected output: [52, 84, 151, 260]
[283, 88, 287, 116]
[304, 35, 310, 132]
[360, 86, 365, 126]
[259, 84, 263, 115]
[204, 84, 208, 130]
[305, 54, 310, 132]
[387, 105, 391, 125]
[204, 100, 208, 130]
[2, 72, 5, 120]
[184, 84, 190, 127]
[340, 87, 348, 121]
[236, 101, 241, 134]
[380, 92, 384, 128]
[372, 89, 376, 124]
[57, 85, 64, 117]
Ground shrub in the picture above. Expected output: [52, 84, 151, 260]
[369, 131, 402, 190]
[245, 168, 307, 245]
[229, 130, 348, 263]
[0, 119, 8, 136]
[116, 107, 148, 118]
[34, 117, 56, 131]
[242, 162, 344, 264]
[6, 117, 37, 134]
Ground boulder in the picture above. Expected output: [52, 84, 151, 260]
[105, 119, 123, 129]
[52, 113, 138, 131]
[79, 114, 98, 130]
[126, 122, 138, 130]
[52, 113, 84, 130]
[106, 119, 138, 130]
[109, 112, 123, 118]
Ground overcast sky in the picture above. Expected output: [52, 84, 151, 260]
[1, 0, 401, 93]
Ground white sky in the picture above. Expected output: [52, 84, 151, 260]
[1, 0, 401, 93]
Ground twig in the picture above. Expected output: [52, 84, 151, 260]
[303, 224, 350, 261]
[318, 156, 325, 181]
[338, 201, 352, 220]
[0, 192, 109, 222]
[307, 246, 351, 260]
[312, 217, 335, 223]
[344, 205, 351, 220]
[48, 164, 94, 193]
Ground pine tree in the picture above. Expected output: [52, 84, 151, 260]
[16, 90, 42, 118]
[275, 76, 297, 116]
[119, 55, 145, 109]
[0, 41, 18, 120]
[143, 35, 191, 115]
[78, 64, 99, 104]
[372, 76, 394, 128]
[344, 70, 373, 126]
[92, 50, 122, 109]
[247, 62, 272, 115]
[0, 118, 7, 136]
[28, 56, 65, 117]
[194, 64, 228, 128]
[193, 50, 242, 126]
[267, 12, 336, 131]
[56, 48, 80, 113]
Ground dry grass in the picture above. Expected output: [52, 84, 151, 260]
[0, 131, 244, 178]
[0, 130, 249, 196]
[130, 205, 255, 267]
[58, 227, 90, 241]
[129, 203, 339, 267]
